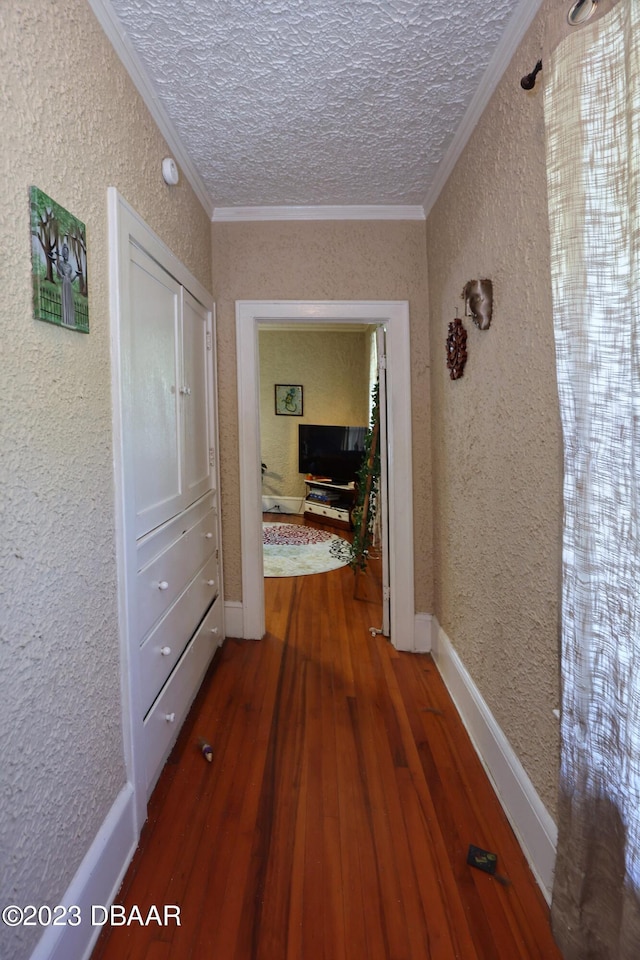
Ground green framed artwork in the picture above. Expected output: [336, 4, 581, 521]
[30, 186, 89, 333]
[275, 384, 303, 416]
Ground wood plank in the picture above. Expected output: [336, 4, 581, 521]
[347, 633, 417, 958]
[93, 519, 561, 960]
[189, 633, 285, 958]
[332, 691, 372, 958]
[392, 652, 561, 960]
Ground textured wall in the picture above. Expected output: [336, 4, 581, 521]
[212, 220, 432, 611]
[0, 3, 211, 958]
[426, 2, 561, 816]
[259, 329, 371, 500]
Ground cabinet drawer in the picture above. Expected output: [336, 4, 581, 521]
[136, 507, 218, 639]
[304, 500, 349, 522]
[144, 596, 222, 794]
[139, 552, 220, 715]
[136, 492, 216, 570]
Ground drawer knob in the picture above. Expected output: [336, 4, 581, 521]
[210, 627, 219, 635]
[207, 579, 215, 586]
[205, 532, 213, 539]
[160, 646, 171, 656]
[165, 712, 176, 723]
[158, 580, 169, 591]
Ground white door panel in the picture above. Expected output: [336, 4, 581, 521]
[128, 245, 182, 537]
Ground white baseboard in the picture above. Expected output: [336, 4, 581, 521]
[30, 783, 137, 960]
[431, 619, 557, 902]
[224, 600, 244, 639]
[413, 612, 433, 653]
[261, 496, 304, 515]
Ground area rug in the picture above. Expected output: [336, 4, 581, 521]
[262, 522, 351, 577]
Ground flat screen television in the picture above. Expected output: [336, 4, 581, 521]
[298, 424, 367, 484]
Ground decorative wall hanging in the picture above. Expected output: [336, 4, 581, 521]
[29, 187, 89, 333]
[446, 318, 468, 380]
[463, 278, 493, 330]
[274, 384, 303, 416]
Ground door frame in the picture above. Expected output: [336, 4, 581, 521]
[236, 300, 415, 651]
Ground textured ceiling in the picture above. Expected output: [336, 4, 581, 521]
[106, 0, 532, 211]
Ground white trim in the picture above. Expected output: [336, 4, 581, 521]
[108, 187, 147, 831]
[423, 0, 544, 217]
[29, 785, 137, 960]
[236, 300, 415, 649]
[87, 0, 539, 223]
[108, 189, 214, 309]
[213, 204, 426, 223]
[87, 0, 212, 217]
[413, 612, 433, 653]
[261, 496, 304, 515]
[224, 600, 244, 640]
[431, 618, 557, 902]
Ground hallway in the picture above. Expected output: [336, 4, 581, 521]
[92, 538, 561, 960]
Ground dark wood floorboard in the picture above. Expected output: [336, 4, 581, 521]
[92, 517, 562, 960]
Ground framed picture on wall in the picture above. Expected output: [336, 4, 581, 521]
[29, 186, 89, 333]
[275, 384, 303, 416]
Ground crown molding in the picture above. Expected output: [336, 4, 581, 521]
[212, 204, 426, 223]
[89, 0, 540, 225]
[86, 0, 214, 218]
[423, 0, 544, 218]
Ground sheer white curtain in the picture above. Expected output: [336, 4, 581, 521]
[544, 1, 640, 955]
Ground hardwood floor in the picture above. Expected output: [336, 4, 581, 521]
[92, 518, 562, 960]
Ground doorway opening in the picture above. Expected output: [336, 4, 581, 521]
[236, 300, 415, 651]
[258, 321, 387, 633]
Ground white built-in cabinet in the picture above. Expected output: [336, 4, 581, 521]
[128, 247, 214, 537]
[110, 191, 224, 814]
